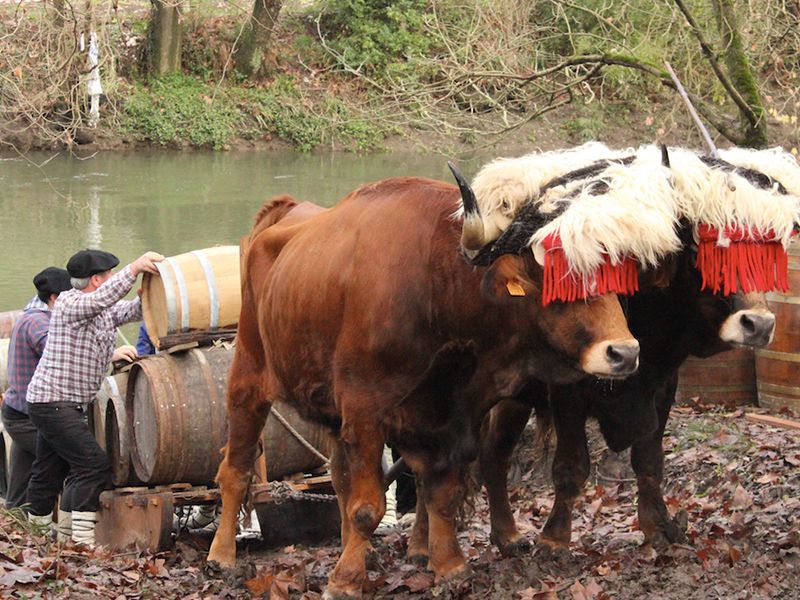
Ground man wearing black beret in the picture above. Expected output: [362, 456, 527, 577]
[24, 249, 164, 546]
[1, 267, 72, 514]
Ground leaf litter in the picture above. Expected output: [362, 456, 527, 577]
[0, 406, 798, 598]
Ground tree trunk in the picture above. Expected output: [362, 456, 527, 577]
[234, 0, 283, 78]
[711, 0, 768, 147]
[148, 0, 183, 76]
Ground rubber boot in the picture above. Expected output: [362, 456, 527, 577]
[55, 511, 72, 543]
[174, 504, 218, 531]
[71, 511, 98, 547]
[379, 445, 398, 528]
[188, 504, 217, 529]
[28, 511, 53, 535]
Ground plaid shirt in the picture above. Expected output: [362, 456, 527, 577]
[3, 307, 51, 413]
[25, 296, 49, 311]
[26, 265, 142, 405]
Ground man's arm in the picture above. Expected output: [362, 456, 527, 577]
[109, 297, 143, 327]
[29, 315, 50, 357]
[59, 266, 137, 322]
[59, 252, 164, 323]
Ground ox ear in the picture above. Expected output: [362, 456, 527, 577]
[481, 254, 539, 303]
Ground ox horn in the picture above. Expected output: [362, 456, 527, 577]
[448, 161, 487, 254]
[660, 143, 670, 168]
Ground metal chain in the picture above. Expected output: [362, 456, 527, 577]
[267, 480, 337, 504]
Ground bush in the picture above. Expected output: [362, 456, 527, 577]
[122, 75, 243, 149]
[319, 0, 432, 75]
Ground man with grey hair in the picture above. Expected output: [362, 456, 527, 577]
[24, 249, 164, 546]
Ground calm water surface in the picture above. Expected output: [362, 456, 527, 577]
[0, 150, 483, 315]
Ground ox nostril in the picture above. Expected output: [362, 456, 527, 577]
[740, 313, 757, 335]
[606, 343, 640, 372]
[741, 313, 776, 343]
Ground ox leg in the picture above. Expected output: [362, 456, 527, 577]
[480, 399, 533, 557]
[407, 476, 430, 565]
[330, 440, 352, 547]
[631, 376, 687, 549]
[539, 384, 588, 552]
[207, 349, 269, 568]
[419, 465, 468, 581]
[324, 414, 385, 599]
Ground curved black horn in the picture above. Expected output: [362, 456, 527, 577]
[449, 161, 488, 254]
[660, 143, 671, 168]
[448, 161, 481, 219]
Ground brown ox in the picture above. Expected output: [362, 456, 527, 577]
[207, 177, 639, 598]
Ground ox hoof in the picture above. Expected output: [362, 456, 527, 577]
[645, 510, 689, 550]
[496, 536, 532, 558]
[204, 558, 234, 576]
[536, 539, 572, 562]
[433, 562, 471, 586]
[322, 587, 362, 600]
[408, 552, 429, 568]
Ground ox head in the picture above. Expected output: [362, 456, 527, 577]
[449, 161, 640, 379]
[678, 229, 775, 356]
[480, 250, 640, 379]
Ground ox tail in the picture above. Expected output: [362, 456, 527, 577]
[252, 194, 299, 232]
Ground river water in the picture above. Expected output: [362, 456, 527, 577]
[0, 150, 481, 313]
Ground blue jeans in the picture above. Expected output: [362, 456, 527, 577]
[26, 402, 111, 515]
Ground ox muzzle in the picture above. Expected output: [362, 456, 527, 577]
[719, 307, 775, 347]
[582, 339, 641, 379]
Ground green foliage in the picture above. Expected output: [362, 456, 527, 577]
[236, 78, 386, 152]
[561, 107, 605, 142]
[122, 75, 242, 149]
[319, 0, 432, 75]
[122, 74, 387, 152]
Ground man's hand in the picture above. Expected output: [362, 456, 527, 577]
[112, 345, 138, 363]
[131, 251, 165, 276]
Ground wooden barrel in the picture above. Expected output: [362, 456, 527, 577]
[96, 373, 141, 487]
[0, 339, 10, 393]
[755, 240, 800, 412]
[263, 402, 332, 479]
[127, 345, 331, 486]
[676, 348, 757, 407]
[92, 373, 127, 452]
[141, 246, 241, 348]
[0, 310, 22, 339]
[128, 347, 228, 485]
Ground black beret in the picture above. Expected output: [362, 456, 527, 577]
[66, 249, 120, 278]
[33, 267, 72, 296]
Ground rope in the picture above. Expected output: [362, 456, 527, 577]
[269, 406, 330, 464]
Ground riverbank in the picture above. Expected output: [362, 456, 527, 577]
[1, 1, 799, 156]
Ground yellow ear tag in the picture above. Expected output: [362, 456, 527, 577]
[506, 281, 526, 296]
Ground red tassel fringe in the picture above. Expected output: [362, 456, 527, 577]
[696, 224, 789, 295]
[541, 233, 639, 306]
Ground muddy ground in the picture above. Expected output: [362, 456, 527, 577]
[2, 404, 799, 599]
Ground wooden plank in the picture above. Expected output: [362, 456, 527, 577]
[157, 328, 237, 351]
[165, 341, 199, 354]
[745, 412, 800, 431]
